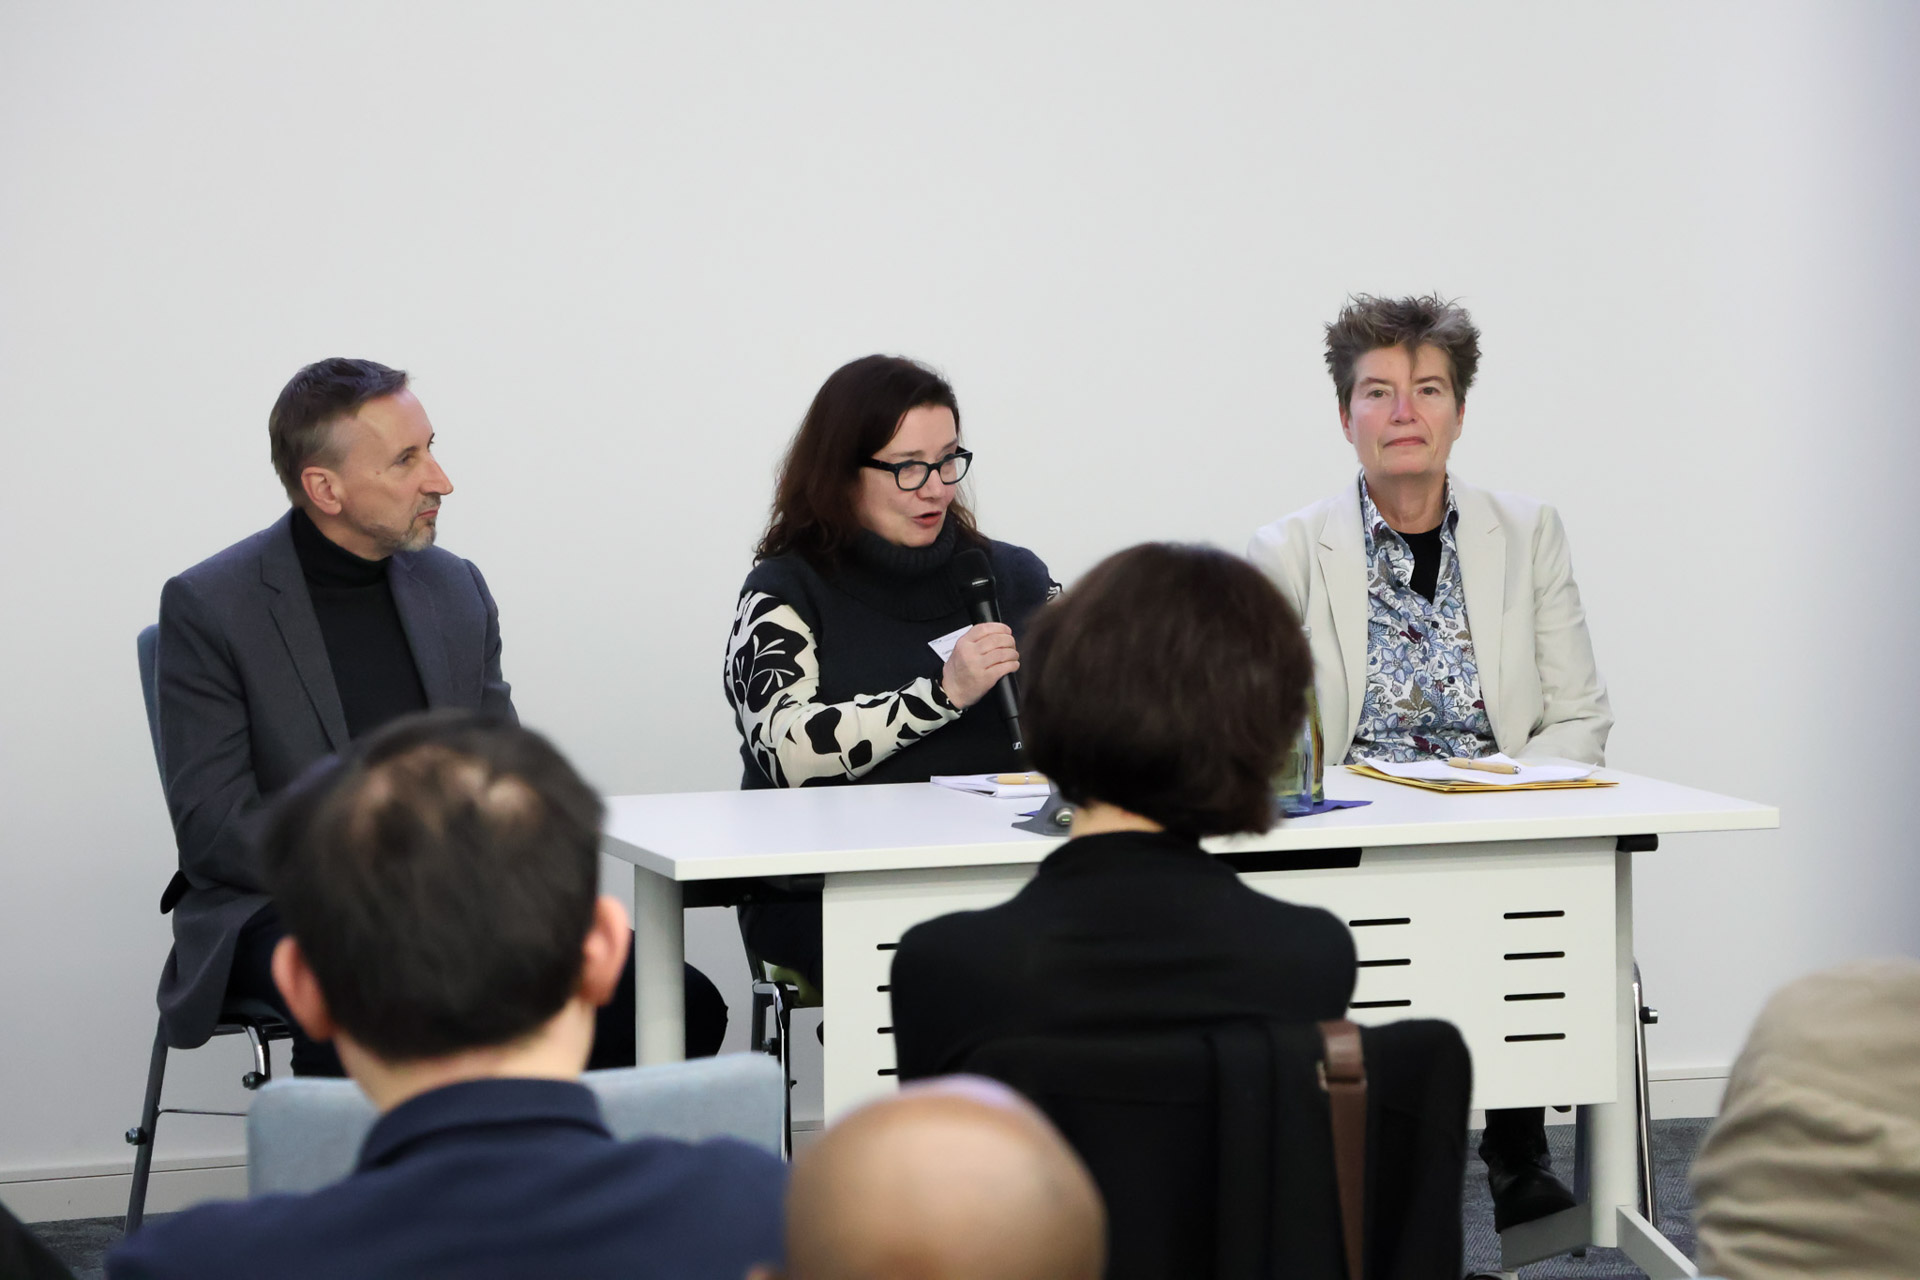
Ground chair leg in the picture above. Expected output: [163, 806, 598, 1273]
[749, 986, 773, 1055]
[772, 986, 794, 1162]
[124, 1019, 170, 1235]
[1631, 962, 1660, 1228]
[752, 979, 796, 1160]
[242, 1025, 271, 1089]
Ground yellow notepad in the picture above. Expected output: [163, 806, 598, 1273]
[1346, 763, 1618, 794]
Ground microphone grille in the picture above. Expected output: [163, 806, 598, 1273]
[952, 547, 994, 589]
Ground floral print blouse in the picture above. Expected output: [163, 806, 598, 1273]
[1347, 477, 1497, 764]
[723, 592, 961, 787]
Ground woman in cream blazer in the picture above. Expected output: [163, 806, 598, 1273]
[1247, 476, 1611, 765]
[1249, 294, 1612, 1235]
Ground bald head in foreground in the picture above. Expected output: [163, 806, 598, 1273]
[752, 1077, 1105, 1280]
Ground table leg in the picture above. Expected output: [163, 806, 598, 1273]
[1504, 849, 1670, 1274]
[1571, 851, 1636, 1248]
[631, 865, 684, 1064]
[1602, 855, 1701, 1278]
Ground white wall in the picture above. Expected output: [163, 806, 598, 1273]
[3, 1, 1916, 1211]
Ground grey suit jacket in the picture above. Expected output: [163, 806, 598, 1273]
[154, 512, 515, 1048]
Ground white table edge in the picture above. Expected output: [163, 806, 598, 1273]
[601, 803, 1780, 881]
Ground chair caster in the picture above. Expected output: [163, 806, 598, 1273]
[241, 1071, 266, 1090]
[125, 1127, 149, 1146]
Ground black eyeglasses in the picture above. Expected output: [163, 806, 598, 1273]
[861, 449, 973, 492]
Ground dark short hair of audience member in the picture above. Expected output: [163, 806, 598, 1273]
[259, 710, 601, 1060]
[1323, 293, 1482, 408]
[1021, 542, 1312, 835]
[267, 357, 411, 503]
[757, 354, 981, 563]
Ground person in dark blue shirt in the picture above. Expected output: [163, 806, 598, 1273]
[109, 712, 785, 1280]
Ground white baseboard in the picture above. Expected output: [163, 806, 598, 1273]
[1647, 1067, 1728, 1120]
[1471, 1066, 1729, 1130]
[0, 1153, 247, 1224]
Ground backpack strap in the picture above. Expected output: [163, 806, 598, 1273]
[1319, 1019, 1368, 1280]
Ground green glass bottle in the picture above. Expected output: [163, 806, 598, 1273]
[1276, 655, 1326, 817]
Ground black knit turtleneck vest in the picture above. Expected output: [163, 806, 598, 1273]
[737, 525, 1054, 789]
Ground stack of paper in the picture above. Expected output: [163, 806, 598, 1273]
[1347, 754, 1616, 793]
[931, 773, 1053, 800]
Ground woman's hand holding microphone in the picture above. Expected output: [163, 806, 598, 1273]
[940, 623, 1020, 708]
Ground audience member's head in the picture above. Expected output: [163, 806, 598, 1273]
[754, 1077, 1104, 1280]
[260, 710, 629, 1106]
[1021, 541, 1311, 836]
[268, 356, 452, 557]
[1691, 957, 1920, 1279]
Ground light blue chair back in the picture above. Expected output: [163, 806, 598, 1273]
[247, 1052, 786, 1195]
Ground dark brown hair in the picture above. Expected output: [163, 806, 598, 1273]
[268, 357, 410, 503]
[756, 355, 980, 562]
[1324, 294, 1481, 408]
[260, 711, 602, 1062]
[1021, 543, 1312, 837]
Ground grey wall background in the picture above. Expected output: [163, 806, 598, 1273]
[3, 0, 1917, 1208]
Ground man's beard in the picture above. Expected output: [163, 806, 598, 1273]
[352, 506, 439, 556]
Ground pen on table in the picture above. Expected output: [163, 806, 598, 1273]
[1447, 757, 1519, 775]
[995, 772, 1047, 785]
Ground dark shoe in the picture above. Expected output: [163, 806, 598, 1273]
[1486, 1152, 1576, 1232]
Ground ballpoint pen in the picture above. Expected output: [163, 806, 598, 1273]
[1446, 757, 1519, 775]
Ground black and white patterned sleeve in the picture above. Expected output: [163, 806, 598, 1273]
[723, 592, 962, 787]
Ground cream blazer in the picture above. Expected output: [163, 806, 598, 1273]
[1246, 477, 1612, 766]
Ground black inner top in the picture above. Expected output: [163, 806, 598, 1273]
[1399, 525, 1443, 602]
[290, 507, 428, 738]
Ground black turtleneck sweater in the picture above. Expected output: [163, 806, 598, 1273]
[735, 524, 1054, 788]
[290, 508, 429, 739]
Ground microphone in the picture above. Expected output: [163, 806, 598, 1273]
[951, 548, 1025, 755]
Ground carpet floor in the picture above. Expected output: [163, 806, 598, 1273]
[1461, 1118, 1710, 1278]
[35, 1118, 1713, 1279]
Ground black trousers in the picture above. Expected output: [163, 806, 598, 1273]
[738, 900, 823, 991]
[1480, 1106, 1551, 1164]
[0, 1200, 72, 1280]
[228, 905, 729, 1075]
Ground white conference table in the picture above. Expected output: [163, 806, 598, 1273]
[602, 766, 1775, 1277]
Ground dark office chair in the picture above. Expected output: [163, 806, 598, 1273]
[965, 1017, 1471, 1280]
[124, 624, 293, 1234]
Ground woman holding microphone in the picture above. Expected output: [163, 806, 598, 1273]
[724, 354, 1055, 988]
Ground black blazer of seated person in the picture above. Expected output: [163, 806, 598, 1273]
[724, 355, 1054, 790]
[890, 543, 1358, 1080]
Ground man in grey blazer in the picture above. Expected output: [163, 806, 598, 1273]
[155, 358, 504, 1073]
[154, 358, 722, 1073]
[1248, 296, 1611, 1233]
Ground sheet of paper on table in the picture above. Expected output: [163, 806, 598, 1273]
[931, 772, 1053, 800]
[1350, 753, 1613, 792]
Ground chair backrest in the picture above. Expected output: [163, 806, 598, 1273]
[247, 1052, 787, 1196]
[137, 624, 162, 770]
[964, 1018, 1470, 1280]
